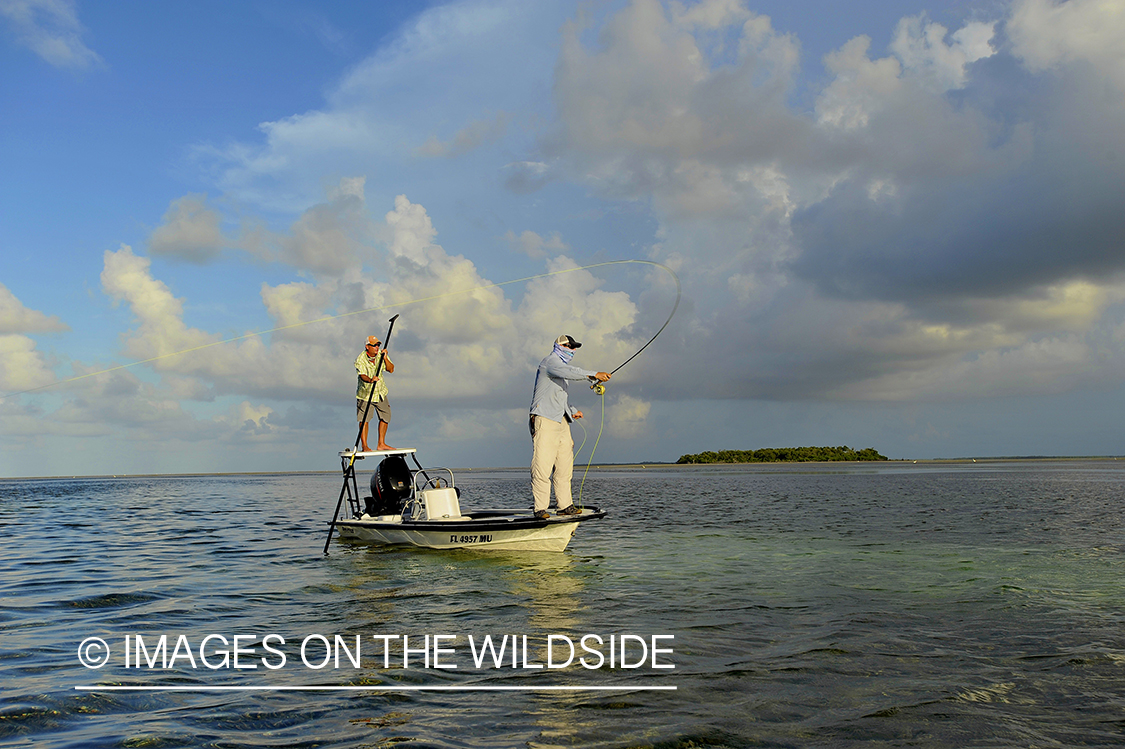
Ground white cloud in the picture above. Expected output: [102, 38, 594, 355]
[260, 280, 339, 340]
[816, 36, 903, 131]
[606, 393, 651, 438]
[99, 243, 347, 401]
[279, 177, 377, 274]
[542, 0, 1125, 408]
[1008, 0, 1125, 89]
[147, 194, 225, 263]
[815, 15, 995, 146]
[32, 0, 1120, 456]
[0, 333, 56, 392]
[95, 193, 651, 415]
[215, 400, 275, 438]
[100, 244, 219, 361]
[504, 229, 567, 259]
[501, 263, 638, 381]
[384, 193, 438, 265]
[0, 284, 66, 396]
[0, 356, 287, 455]
[0, 0, 101, 69]
[0, 282, 68, 334]
[149, 178, 380, 274]
[552, 0, 804, 204]
[889, 15, 995, 92]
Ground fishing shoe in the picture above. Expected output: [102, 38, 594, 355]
[534, 510, 551, 520]
[556, 505, 581, 515]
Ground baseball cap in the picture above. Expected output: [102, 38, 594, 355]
[366, 336, 381, 346]
[555, 334, 582, 349]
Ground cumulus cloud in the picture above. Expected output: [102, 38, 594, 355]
[1008, 0, 1125, 90]
[96, 192, 649, 421]
[552, 0, 807, 207]
[0, 333, 56, 392]
[514, 255, 640, 364]
[0, 0, 101, 69]
[338, 198, 646, 411]
[122, 0, 1125, 415]
[606, 393, 651, 438]
[889, 15, 995, 92]
[0, 282, 68, 334]
[278, 176, 377, 274]
[545, 0, 1125, 404]
[504, 229, 567, 259]
[100, 243, 346, 402]
[147, 178, 379, 275]
[215, 400, 275, 439]
[1, 354, 286, 456]
[147, 194, 225, 263]
[0, 283, 66, 395]
[259, 280, 339, 342]
[45, 0, 1125, 442]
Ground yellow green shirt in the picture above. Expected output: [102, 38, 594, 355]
[355, 351, 389, 402]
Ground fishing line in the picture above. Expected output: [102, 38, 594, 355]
[574, 263, 681, 501]
[574, 414, 589, 459]
[576, 386, 607, 508]
[608, 267, 681, 376]
[1, 260, 679, 402]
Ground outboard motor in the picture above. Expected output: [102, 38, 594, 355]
[366, 456, 412, 516]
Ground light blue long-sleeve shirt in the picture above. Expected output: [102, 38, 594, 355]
[529, 351, 597, 422]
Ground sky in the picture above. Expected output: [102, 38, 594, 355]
[2, 0, 1124, 477]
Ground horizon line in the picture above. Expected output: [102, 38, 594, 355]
[5, 454, 1125, 481]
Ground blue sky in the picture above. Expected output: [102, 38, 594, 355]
[2, 0, 1124, 477]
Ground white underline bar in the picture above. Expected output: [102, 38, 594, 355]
[76, 685, 676, 692]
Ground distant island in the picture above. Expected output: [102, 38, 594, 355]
[677, 446, 888, 464]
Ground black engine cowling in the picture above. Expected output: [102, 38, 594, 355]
[366, 456, 412, 515]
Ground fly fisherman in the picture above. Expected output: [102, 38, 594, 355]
[529, 334, 611, 519]
[355, 335, 395, 452]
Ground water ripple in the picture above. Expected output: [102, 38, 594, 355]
[2, 462, 1124, 746]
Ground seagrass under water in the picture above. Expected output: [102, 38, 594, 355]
[1, 461, 1123, 747]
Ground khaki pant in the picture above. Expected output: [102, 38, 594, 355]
[530, 415, 574, 512]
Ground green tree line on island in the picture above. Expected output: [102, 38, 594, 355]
[676, 446, 889, 464]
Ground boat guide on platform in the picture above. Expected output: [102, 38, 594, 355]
[355, 335, 395, 452]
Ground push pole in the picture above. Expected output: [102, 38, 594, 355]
[324, 315, 400, 554]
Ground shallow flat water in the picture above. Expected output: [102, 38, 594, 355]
[2, 461, 1123, 747]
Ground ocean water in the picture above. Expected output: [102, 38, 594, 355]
[1, 460, 1123, 748]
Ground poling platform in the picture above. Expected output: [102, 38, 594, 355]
[339, 448, 417, 459]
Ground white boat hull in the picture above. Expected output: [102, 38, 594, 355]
[334, 508, 605, 552]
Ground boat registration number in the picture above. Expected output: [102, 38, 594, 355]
[450, 534, 492, 544]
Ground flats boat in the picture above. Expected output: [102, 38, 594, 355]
[326, 448, 606, 552]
